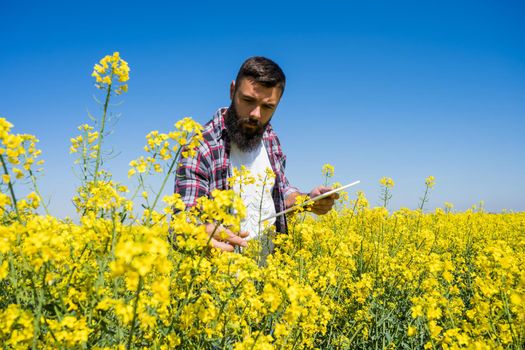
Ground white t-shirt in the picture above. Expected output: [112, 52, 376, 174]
[230, 141, 276, 240]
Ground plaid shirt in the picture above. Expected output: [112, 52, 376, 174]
[174, 107, 299, 234]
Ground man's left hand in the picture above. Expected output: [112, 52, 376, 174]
[308, 186, 339, 215]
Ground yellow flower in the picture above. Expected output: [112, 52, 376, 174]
[322, 163, 335, 178]
[0, 260, 8, 280]
[425, 175, 436, 188]
[0, 305, 34, 347]
[379, 176, 395, 188]
[442, 270, 453, 283]
[355, 191, 369, 209]
[262, 283, 282, 312]
[46, 316, 91, 347]
[229, 165, 256, 188]
[0, 118, 14, 139]
[427, 305, 442, 320]
[13, 167, 23, 179]
[129, 156, 148, 174]
[510, 293, 522, 305]
[93, 63, 105, 74]
[163, 193, 186, 212]
[26, 191, 40, 209]
[428, 320, 442, 339]
[411, 304, 423, 318]
[92, 52, 130, 91]
[265, 167, 275, 180]
[0, 192, 11, 210]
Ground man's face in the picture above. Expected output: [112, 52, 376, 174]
[225, 78, 282, 151]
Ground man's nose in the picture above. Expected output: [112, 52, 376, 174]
[249, 106, 261, 119]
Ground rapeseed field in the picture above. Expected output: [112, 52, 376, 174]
[0, 53, 523, 349]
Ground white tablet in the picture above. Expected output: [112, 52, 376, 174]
[260, 180, 360, 222]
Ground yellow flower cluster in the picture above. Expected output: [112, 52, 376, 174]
[0, 118, 43, 174]
[425, 175, 436, 188]
[69, 124, 99, 157]
[0, 117, 44, 220]
[228, 165, 256, 190]
[321, 163, 335, 178]
[379, 176, 395, 208]
[46, 316, 91, 347]
[73, 173, 133, 216]
[92, 52, 130, 94]
[196, 189, 246, 233]
[0, 304, 34, 348]
[280, 203, 525, 348]
[379, 176, 395, 188]
[128, 117, 203, 178]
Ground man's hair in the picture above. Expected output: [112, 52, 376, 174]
[235, 56, 286, 96]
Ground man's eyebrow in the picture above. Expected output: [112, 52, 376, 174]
[239, 92, 255, 100]
[238, 92, 276, 106]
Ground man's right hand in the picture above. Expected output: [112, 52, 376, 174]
[204, 223, 249, 252]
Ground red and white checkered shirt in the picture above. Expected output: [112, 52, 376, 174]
[174, 107, 299, 234]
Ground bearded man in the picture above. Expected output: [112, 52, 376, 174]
[174, 56, 338, 252]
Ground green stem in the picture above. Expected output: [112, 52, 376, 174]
[30, 264, 47, 350]
[248, 298, 286, 350]
[416, 185, 430, 232]
[0, 154, 21, 222]
[169, 223, 220, 330]
[129, 174, 145, 202]
[418, 186, 429, 212]
[82, 130, 89, 183]
[93, 81, 112, 184]
[126, 276, 143, 350]
[29, 169, 50, 215]
[146, 145, 183, 225]
[257, 176, 267, 235]
[500, 287, 518, 344]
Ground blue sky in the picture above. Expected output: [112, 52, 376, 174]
[1, 0, 524, 217]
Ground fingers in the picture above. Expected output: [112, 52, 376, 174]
[321, 189, 340, 200]
[312, 197, 336, 215]
[205, 224, 248, 251]
[317, 186, 333, 193]
[307, 185, 342, 216]
[210, 238, 235, 252]
[317, 197, 336, 206]
[310, 187, 340, 200]
[313, 205, 332, 214]
[215, 229, 248, 248]
[312, 203, 332, 212]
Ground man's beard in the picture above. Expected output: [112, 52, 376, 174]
[225, 102, 270, 152]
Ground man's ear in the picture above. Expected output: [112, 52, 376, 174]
[230, 80, 235, 100]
